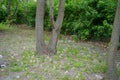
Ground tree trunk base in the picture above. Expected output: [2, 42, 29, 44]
[43, 46, 56, 56]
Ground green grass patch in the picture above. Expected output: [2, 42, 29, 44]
[73, 62, 84, 68]
[41, 76, 46, 80]
[63, 64, 72, 70]
[10, 64, 22, 72]
[10, 58, 22, 72]
[117, 68, 120, 76]
[62, 76, 70, 80]
[0, 23, 18, 30]
[93, 60, 107, 73]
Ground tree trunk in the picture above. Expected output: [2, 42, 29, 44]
[49, 0, 55, 28]
[36, 0, 46, 55]
[7, 0, 19, 24]
[36, 0, 65, 55]
[49, 0, 65, 54]
[7, 0, 12, 16]
[105, 1, 120, 80]
[12, 0, 19, 18]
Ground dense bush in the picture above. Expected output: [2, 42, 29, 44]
[0, 0, 117, 41]
[0, 2, 7, 22]
[15, 1, 36, 26]
[61, 0, 117, 41]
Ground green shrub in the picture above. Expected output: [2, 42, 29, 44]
[0, 0, 117, 41]
[0, 3, 7, 22]
[91, 20, 112, 41]
[0, 23, 18, 30]
[61, 0, 116, 41]
[15, 1, 36, 26]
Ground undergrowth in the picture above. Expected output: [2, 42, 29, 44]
[10, 41, 108, 80]
[0, 23, 18, 30]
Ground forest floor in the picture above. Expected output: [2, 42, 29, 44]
[0, 26, 119, 80]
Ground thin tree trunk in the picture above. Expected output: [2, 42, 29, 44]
[49, 0, 65, 54]
[25, 0, 29, 25]
[105, 1, 120, 80]
[36, 0, 46, 55]
[49, 0, 55, 27]
[7, 0, 19, 24]
[13, 0, 19, 17]
[7, 0, 12, 16]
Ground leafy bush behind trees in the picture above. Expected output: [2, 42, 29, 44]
[0, 0, 117, 41]
[62, 0, 117, 41]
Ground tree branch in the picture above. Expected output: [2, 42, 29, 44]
[55, 0, 65, 31]
[49, 0, 55, 28]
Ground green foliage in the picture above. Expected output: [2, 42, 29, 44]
[9, 51, 37, 72]
[0, 1, 7, 22]
[10, 56, 22, 72]
[0, 23, 18, 30]
[91, 20, 112, 41]
[117, 68, 120, 76]
[10, 62, 22, 72]
[118, 42, 120, 48]
[61, 0, 116, 41]
[63, 64, 72, 70]
[72, 35, 79, 42]
[41, 76, 46, 80]
[0, 0, 117, 41]
[93, 60, 107, 73]
[73, 62, 84, 68]
[21, 51, 37, 66]
[15, 1, 36, 26]
[0, 23, 10, 30]
[62, 76, 70, 80]
[40, 56, 46, 62]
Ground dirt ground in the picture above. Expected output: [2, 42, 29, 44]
[0, 28, 117, 80]
[0, 29, 36, 80]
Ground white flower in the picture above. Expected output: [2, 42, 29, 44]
[16, 75, 20, 79]
[95, 74, 103, 80]
[0, 55, 3, 58]
[64, 71, 68, 74]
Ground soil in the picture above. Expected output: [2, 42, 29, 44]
[0, 28, 117, 80]
[0, 29, 36, 80]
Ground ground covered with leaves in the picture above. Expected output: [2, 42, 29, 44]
[0, 25, 114, 80]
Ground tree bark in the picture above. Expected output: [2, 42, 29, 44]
[7, 0, 12, 16]
[105, 1, 120, 80]
[36, 0, 65, 55]
[49, 0, 65, 54]
[49, 0, 55, 28]
[13, 0, 19, 17]
[36, 0, 46, 55]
